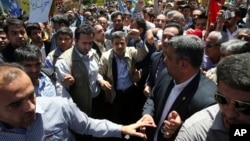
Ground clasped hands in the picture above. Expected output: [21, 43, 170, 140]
[139, 111, 182, 139]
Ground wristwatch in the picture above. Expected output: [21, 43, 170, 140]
[122, 134, 130, 140]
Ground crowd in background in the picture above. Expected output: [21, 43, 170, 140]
[0, 0, 250, 141]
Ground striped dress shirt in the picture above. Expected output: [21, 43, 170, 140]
[0, 97, 122, 141]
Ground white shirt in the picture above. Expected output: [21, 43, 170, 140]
[226, 26, 239, 40]
[154, 73, 197, 141]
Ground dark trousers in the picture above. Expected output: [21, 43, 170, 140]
[112, 85, 146, 125]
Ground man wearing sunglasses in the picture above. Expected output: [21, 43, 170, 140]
[175, 53, 250, 141]
[202, 31, 228, 71]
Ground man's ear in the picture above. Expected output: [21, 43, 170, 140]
[179, 59, 189, 70]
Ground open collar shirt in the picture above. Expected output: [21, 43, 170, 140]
[0, 97, 122, 141]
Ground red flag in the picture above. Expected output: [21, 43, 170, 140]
[208, 0, 220, 23]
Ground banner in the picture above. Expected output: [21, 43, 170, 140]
[29, 0, 53, 22]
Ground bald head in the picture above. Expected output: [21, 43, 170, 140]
[0, 63, 27, 86]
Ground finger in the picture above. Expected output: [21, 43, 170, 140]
[133, 132, 147, 140]
[140, 127, 146, 133]
[168, 111, 178, 120]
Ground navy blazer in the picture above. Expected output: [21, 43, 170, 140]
[142, 69, 217, 141]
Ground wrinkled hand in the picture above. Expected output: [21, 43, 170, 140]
[162, 111, 182, 139]
[121, 116, 157, 140]
[61, 74, 75, 86]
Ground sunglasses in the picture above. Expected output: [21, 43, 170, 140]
[214, 93, 250, 115]
[205, 43, 220, 48]
[237, 35, 250, 41]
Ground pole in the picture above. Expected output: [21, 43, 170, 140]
[205, 0, 211, 39]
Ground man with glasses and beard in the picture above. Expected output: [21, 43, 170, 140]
[175, 53, 250, 141]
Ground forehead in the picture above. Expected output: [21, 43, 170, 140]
[193, 10, 202, 14]
[113, 15, 122, 19]
[30, 29, 41, 33]
[156, 14, 166, 19]
[218, 81, 250, 102]
[0, 73, 32, 105]
[57, 33, 72, 38]
[98, 17, 107, 21]
[112, 37, 126, 42]
[8, 25, 25, 31]
[78, 33, 94, 40]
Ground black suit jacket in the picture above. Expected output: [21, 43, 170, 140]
[142, 69, 217, 141]
[145, 51, 164, 88]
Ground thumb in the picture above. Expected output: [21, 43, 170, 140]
[168, 111, 179, 120]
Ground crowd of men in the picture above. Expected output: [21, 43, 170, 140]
[0, 0, 250, 141]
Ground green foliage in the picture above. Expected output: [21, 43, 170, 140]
[82, 0, 96, 5]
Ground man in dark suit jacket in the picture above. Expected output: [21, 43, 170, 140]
[143, 22, 183, 96]
[141, 35, 217, 141]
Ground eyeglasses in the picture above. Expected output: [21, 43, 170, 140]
[237, 35, 250, 41]
[205, 43, 220, 48]
[214, 93, 250, 115]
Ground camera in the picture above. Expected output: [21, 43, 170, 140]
[223, 10, 235, 19]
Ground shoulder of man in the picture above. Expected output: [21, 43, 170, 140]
[41, 68, 57, 85]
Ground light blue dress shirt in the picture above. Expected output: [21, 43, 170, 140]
[34, 72, 57, 97]
[0, 97, 122, 141]
[55, 48, 101, 98]
[115, 55, 133, 90]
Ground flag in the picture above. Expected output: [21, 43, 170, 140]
[208, 0, 220, 23]
[9, 1, 21, 17]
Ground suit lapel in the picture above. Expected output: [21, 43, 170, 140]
[152, 52, 163, 76]
[169, 72, 201, 113]
[154, 71, 174, 123]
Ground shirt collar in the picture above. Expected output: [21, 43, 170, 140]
[75, 47, 95, 60]
[36, 102, 45, 114]
[210, 110, 228, 133]
[173, 72, 198, 90]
